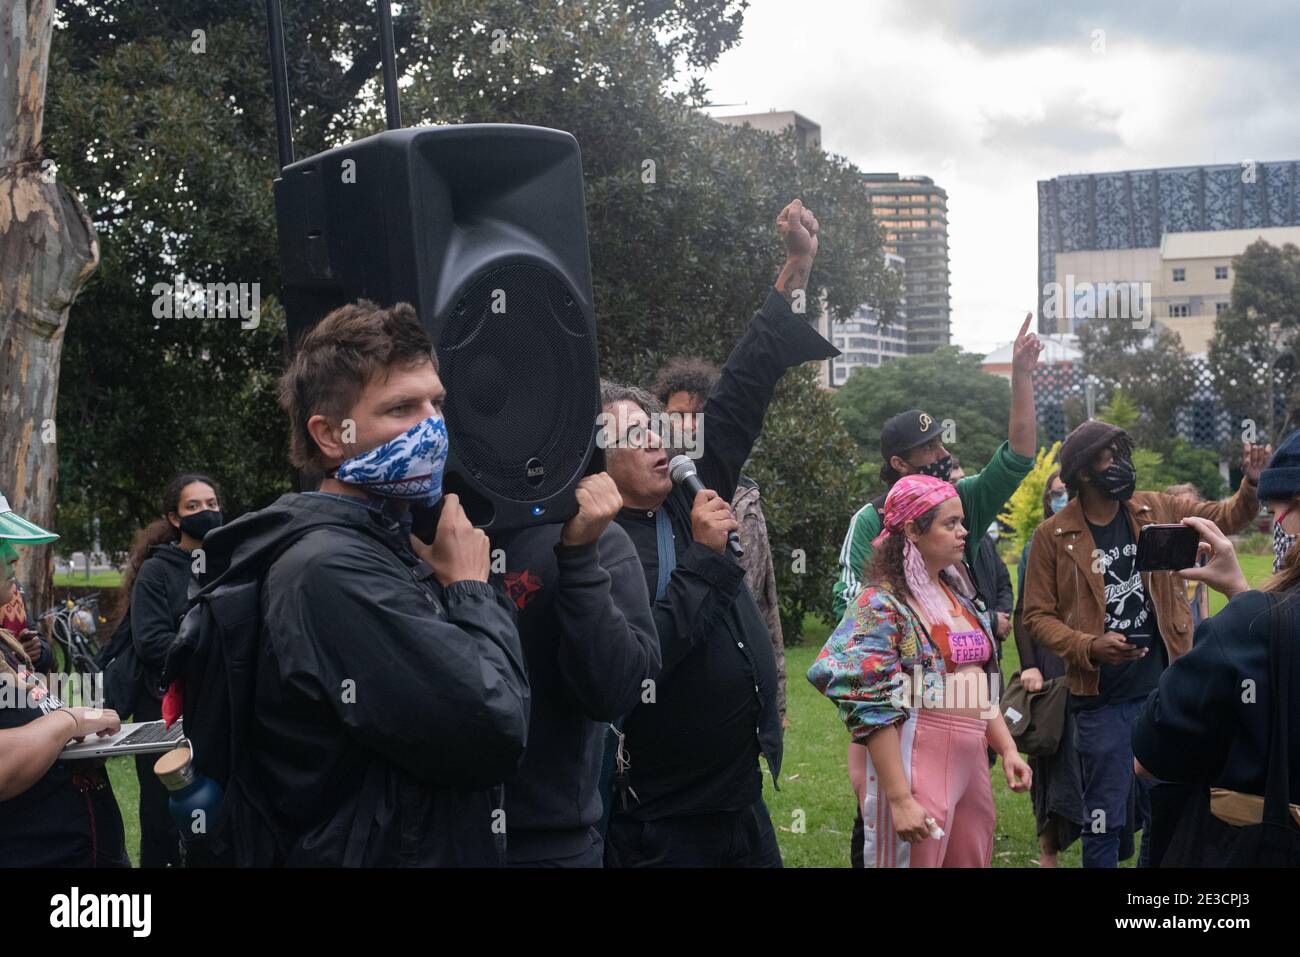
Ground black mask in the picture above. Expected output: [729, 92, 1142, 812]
[914, 454, 953, 484]
[1091, 459, 1136, 501]
[178, 509, 223, 541]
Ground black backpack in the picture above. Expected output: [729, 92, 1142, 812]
[160, 531, 311, 867]
[96, 610, 140, 719]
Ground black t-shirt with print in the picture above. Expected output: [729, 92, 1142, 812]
[1073, 509, 1168, 711]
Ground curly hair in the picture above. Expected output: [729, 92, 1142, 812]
[650, 357, 720, 408]
[865, 504, 941, 601]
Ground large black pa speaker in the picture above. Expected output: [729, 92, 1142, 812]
[266, 4, 600, 532]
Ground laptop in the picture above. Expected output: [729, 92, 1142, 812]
[60, 718, 186, 760]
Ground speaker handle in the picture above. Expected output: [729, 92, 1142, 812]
[265, 0, 294, 169]
[264, 0, 404, 172]
[585, 420, 607, 477]
[377, 0, 402, 131]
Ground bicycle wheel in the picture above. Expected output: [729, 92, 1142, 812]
[48, 617, 76, 673]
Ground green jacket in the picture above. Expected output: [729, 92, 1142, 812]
[831, 441, 1033, 619]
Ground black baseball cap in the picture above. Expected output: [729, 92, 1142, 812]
[880, 409, 942, 462]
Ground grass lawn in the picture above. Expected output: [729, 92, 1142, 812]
[766, 550, 1278, 868]
[101, 552, 1278, 868]
[767, 623, 1081, 867]
[53, 569, 124, 588]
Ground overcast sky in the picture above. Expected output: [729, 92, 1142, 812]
[698, 0, 1300, 355]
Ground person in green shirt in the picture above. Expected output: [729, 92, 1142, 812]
[832, 313, 1043, 620]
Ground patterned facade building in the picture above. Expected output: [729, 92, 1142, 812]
[1038, 161, 1300, 333]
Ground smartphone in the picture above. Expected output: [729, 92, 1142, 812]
[1125, 632, 1153, 649]
[1135, 523, 1200, 572]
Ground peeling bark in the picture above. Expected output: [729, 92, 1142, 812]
[1, 0, 100, 614]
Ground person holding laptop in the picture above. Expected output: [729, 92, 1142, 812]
[0, 496, 130, 867]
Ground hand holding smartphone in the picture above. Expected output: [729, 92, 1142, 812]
[1135, 523, 1200, 572]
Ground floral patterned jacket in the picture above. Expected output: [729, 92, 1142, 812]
[807, 577, 1001, 741]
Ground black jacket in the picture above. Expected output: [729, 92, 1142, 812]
[1133, 589, 1300, 800]
[130, 542, 194, 701]
[199, 491, 530, 866]
[971, 534, 1013, 621]
[494, 522, 659, 862]
[613, 288, 838, 820]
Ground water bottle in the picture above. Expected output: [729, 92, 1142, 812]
[155, 741, 223, 846]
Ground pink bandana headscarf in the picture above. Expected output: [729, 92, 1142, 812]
[873, 474, 958, 625]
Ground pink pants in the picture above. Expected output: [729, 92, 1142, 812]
[862, 710, 995, 868]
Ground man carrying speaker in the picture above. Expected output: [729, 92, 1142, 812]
[493, 470, 661, 867]
[187, 300, 530, 865]
[598, 199, 838, 867]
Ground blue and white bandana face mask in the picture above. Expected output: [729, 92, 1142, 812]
[333, 413, 449, 508]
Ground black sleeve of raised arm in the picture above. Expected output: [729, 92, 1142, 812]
[696, 288, 839, 501]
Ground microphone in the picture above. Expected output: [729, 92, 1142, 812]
[669, 454, 744, 558]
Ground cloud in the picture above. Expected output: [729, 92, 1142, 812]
[980, 91, 1124, 159]
[697, 0, 1299, 353]
[905, 0, 1300, 63]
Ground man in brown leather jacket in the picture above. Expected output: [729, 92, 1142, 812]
[1021, 419, 1270, 867]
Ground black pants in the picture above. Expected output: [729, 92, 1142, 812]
[508, 828, 605, 868]
[605, 800, 782, 868]
[133, 695, 181, 868]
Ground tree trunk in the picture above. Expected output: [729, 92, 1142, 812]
[1, 0, 99, 615]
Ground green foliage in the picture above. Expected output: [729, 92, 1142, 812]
[997, 442, 1061, 552]
[1132, 438, 1228, 498]
[833, 348, 1011, 474]
[47, 0, 891, 555]
[1076, 310, 1190, 447]
[1208, 239, 1300, 441]
[1236, 531, 1274, 556]
[1132, 448, 1166, 491]
[1097, 387, 1140, 431]
[745, 369, 868, 644]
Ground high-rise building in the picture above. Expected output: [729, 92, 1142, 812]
[1038, 161, 1300, 336]
[828, 252, 908, 386]
[860, 173, 950, 353]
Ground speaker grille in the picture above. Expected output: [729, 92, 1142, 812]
[439, 264, 596, 502]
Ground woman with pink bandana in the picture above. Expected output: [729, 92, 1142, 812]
[809, 474, 1032, 867]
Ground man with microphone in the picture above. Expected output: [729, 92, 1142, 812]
[599, 199, 838, 866]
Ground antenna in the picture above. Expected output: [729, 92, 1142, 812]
[265, 0, 294, 169]
[264, 1, 403, 172]
[377, 0, 402, 130]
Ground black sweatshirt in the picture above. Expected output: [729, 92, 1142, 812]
[130, 542, 195, 701]
[1133, 589, 1300, 800]
[495, 522, 659, 863]
[613, 288, 839, 820]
